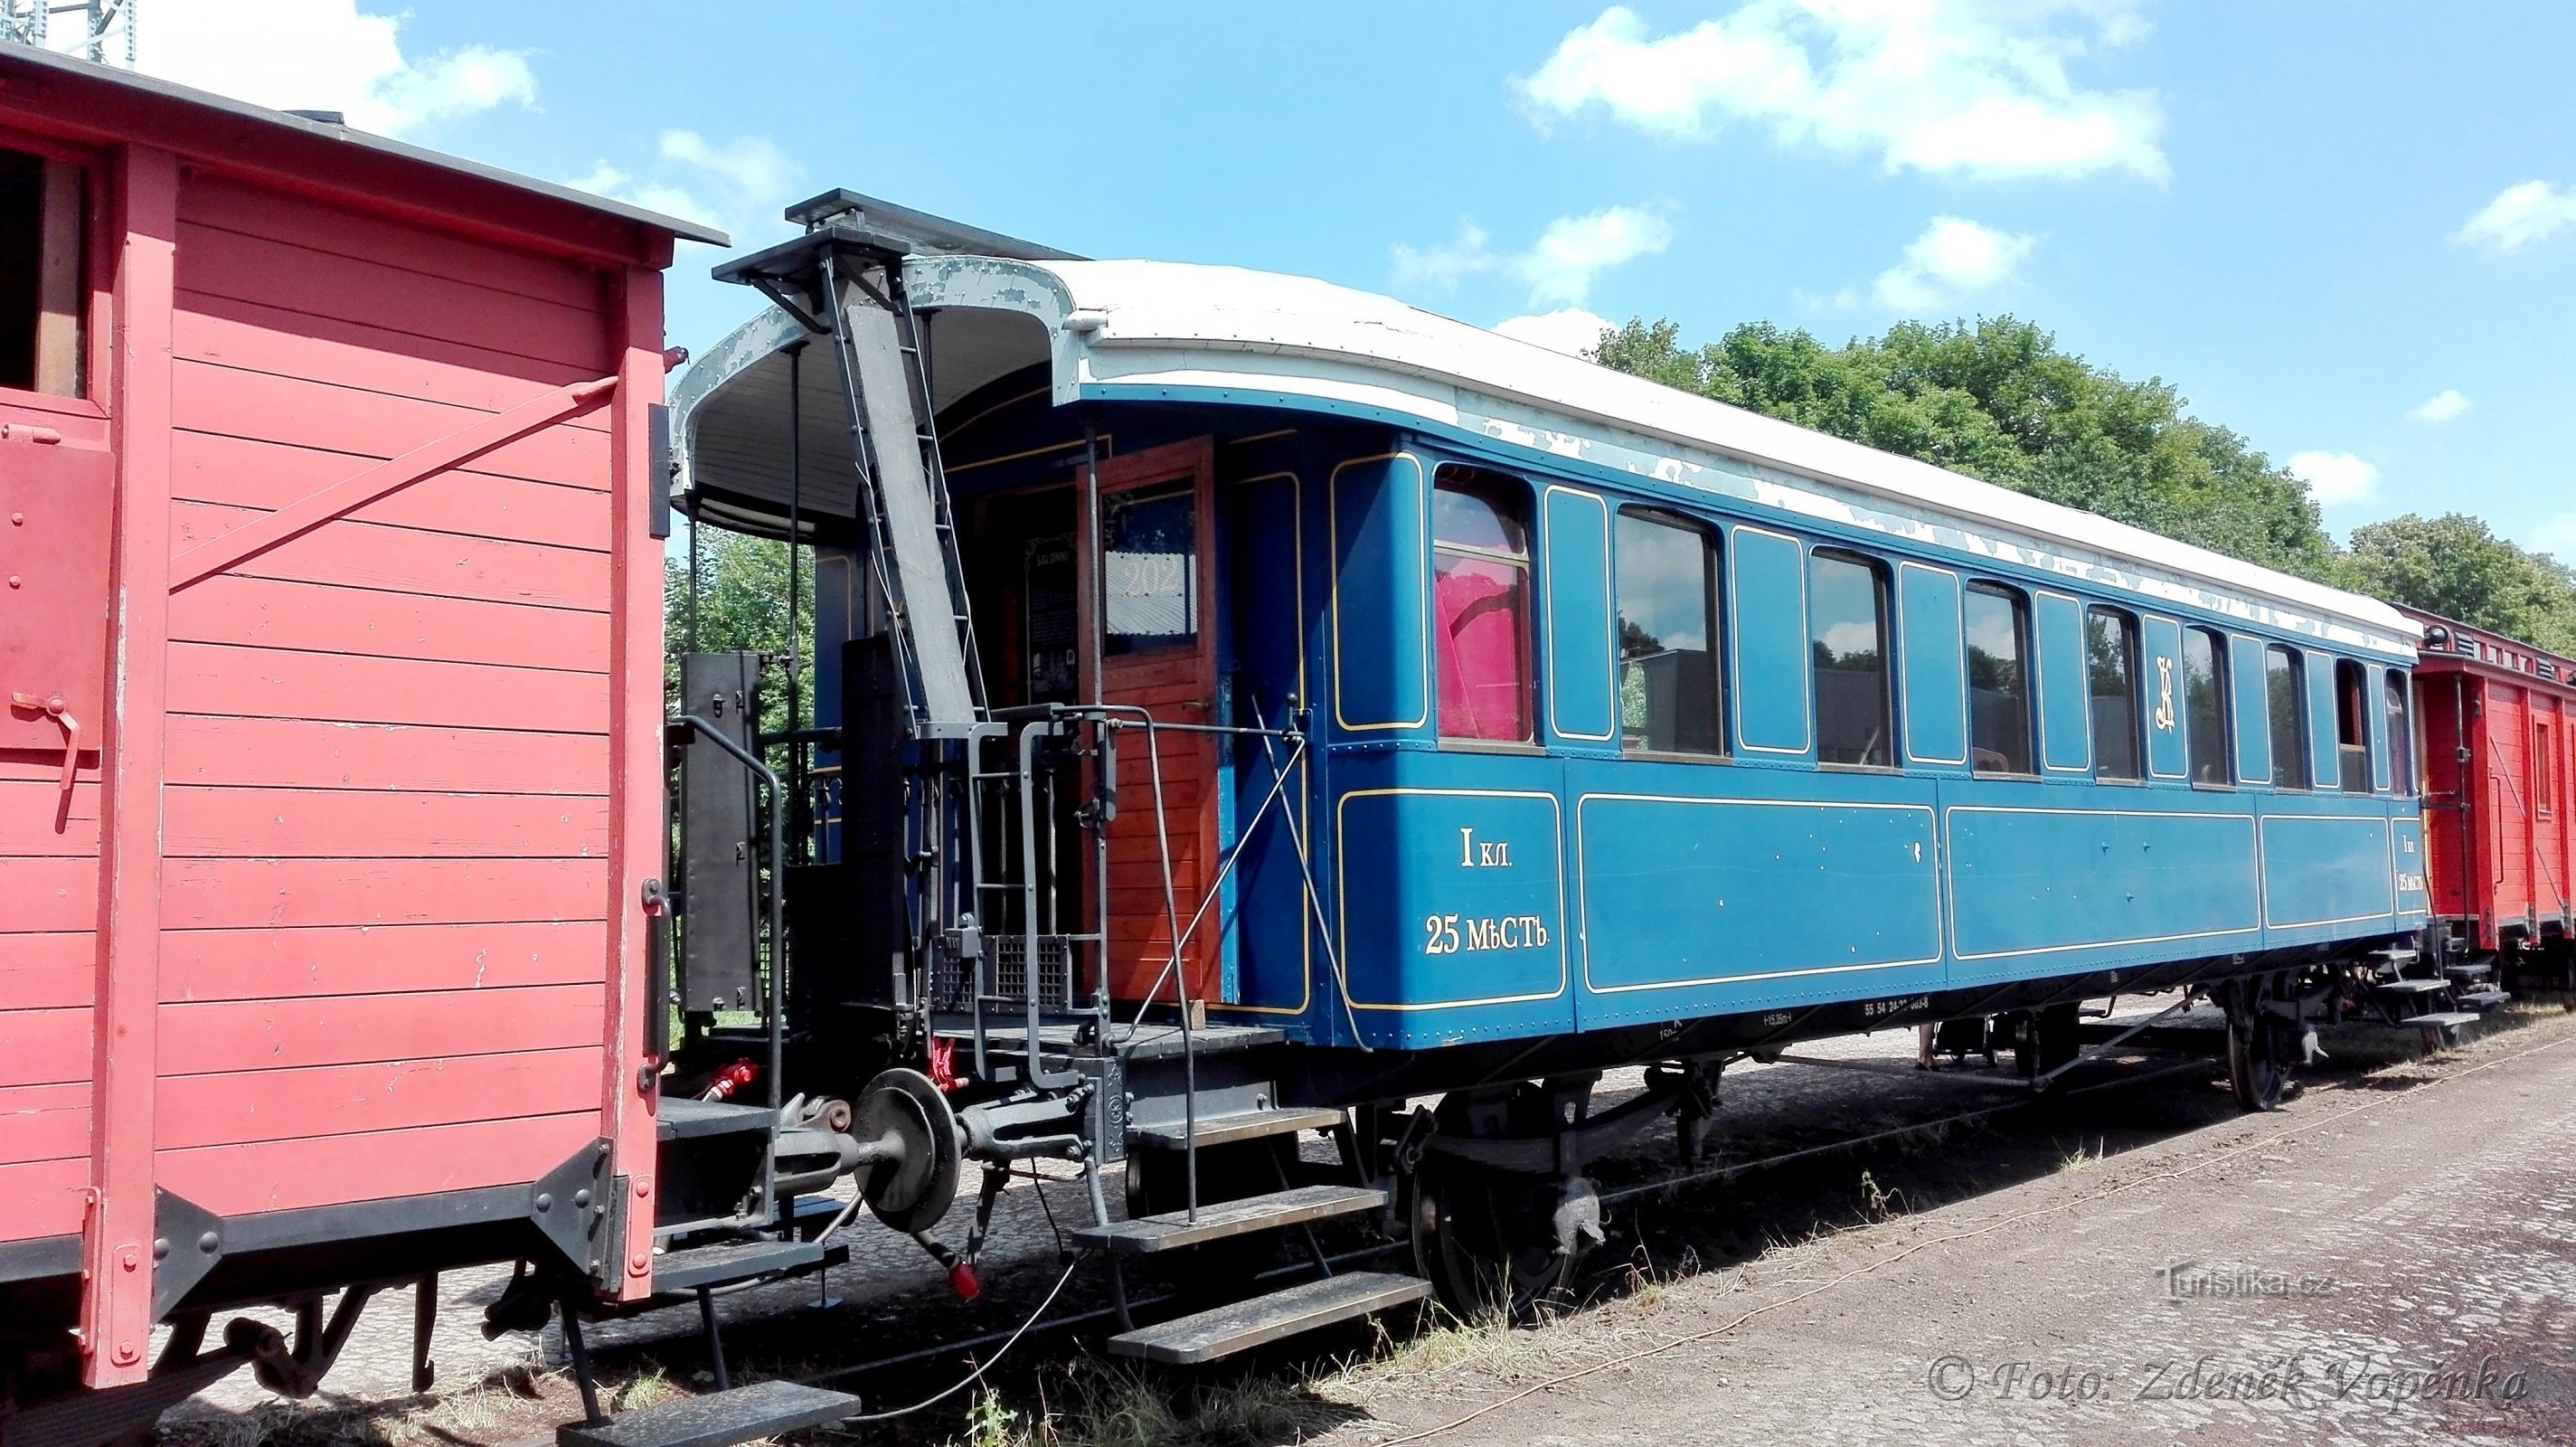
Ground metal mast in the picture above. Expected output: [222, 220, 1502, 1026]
[0, 0, 137, 67]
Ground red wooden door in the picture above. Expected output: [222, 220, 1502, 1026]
[1080, 439, 1222, 1006]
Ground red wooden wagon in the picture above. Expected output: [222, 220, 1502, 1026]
[0, 44, 725, 1436]
[2404, 607, 2576, 987]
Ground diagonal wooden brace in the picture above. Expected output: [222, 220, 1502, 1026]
[166, 374, 619, 593]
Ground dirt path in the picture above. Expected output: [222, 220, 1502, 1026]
[1320, 1016, 2576, 1446]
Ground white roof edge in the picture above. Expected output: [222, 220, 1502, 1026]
[907, 256, 2411, 652]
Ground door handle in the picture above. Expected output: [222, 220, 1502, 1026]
[8, 690, 80, 798]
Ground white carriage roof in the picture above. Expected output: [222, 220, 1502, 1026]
[675, 251, 2413, 655]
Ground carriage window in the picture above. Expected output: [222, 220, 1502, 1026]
[1616, 509, 1722, 754]
[2086, 606, 2142, 780]
[2333, 659, 2372, 792]
[0, 146, 86, 397]
[1964, 583, 2032, 774]
[1102, 482, 1198, 656]
[2383, 670, 2413, 796]
[2184, 627, 2232, 784]
[2264, 645, 2308, 789]
[1432, 468, 1533, 742]
[1809, 550, 1891, 767]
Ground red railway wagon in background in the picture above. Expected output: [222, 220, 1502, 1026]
[0, 45, 726, 1438]
[2404, 606, 2576, 989]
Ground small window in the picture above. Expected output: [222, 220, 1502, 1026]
[2265, 645, 2308, 789]
[2184, 627, 2231, 785]
[1963, 582, 2033, 774]
[1809, 550, 1891, 767]
[1102, 482, 1198, 656]
[2086, 607, 2142, 780]
[1432, 468, 1533, 742]
[2383, 670, 2413, 796]
[0, 146, 87, 397]
[2540, 720, 2559, 817]
[2333, 659, 2372, 793]
[1616, 509, 1722, 755]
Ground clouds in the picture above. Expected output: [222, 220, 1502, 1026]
[1493, 307, 1616, 356]
[1392, 205, 1673, 308]
[2288, 450, 2381, 507]
[2454, 180, 2576, 253]
[1871, 216, 2036, 312]
[568, 128, 801, 242]
[2407, 390, 2472, 425]
[1517, 2, 2167, 182]
[135, 0, 533, 137]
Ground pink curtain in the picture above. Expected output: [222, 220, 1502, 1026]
[1436, 555, 1529, 741]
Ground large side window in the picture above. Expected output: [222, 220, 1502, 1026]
[0, 146, 87, 397]
[2332, 658, 2372, 792]
[1616, 508, 1722, 755]
[1431, 468, 1533, 742]
[1964, 582, 2033, 774]
[2383, 669, 2414, 796]
[2265, 645, 2308, 789]
[2183, 626, 2232, 784]
[1810, 549, 1892, 767]
[2086, 606, 2142, 780]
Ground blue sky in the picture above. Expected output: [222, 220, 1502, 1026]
[109, 2, 2576, 558]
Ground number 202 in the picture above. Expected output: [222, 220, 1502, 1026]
[1422, 913, 1461, 955]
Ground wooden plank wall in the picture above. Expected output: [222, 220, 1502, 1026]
[150, 173, 618, 1216]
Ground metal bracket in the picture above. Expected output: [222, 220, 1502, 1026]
[527, 1140, 616, 1283]
[150, 1187, 225, 1319]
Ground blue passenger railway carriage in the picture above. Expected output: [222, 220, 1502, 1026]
[656, 190, 2430, 1356]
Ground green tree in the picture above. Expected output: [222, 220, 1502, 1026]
[2345, 514, 2576, 655]
[663, 525, 816, 743]
[1592, 315, 2339, 582]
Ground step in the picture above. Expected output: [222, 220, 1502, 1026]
[651, 1238, 841, 1295]
[559, 1380, 860, 1447]
[2399, 1011, 2480, 1030]
[2444, 960, 2496, 983]
[1107, 1272, 1430, 1366]
[1128, 1106, 1345, 1151]
[2367, 946, 2420, 962]
[1071, 1185, 1385, 1256]
[2457, 988, 2511, 1010]
[2372, 979, 2451, 996]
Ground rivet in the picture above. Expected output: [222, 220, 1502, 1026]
[153, 1237, 170, 1261]
[534, 1193, 553, 1212]
[8, 512, 21, 525]
[6, 576, 18, 589]
[200, 1231, 220, 1253]
[572, 1188, 591, 1209]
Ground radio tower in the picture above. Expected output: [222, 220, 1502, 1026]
[0, 0, 138, 68]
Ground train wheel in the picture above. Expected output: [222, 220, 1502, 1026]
[2225, 977, 2290, 1112]
[1406, 1155, 1582, 1323]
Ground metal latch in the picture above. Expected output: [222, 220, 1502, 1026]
[7, 690, 80, 798]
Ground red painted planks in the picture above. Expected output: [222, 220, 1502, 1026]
[165, 716, 609, 794]
[0, 858, 98, 933]
[170, 502, 611, 611]
[167, 643, 609, 733]
[0, 1007, 92, 1087]
[156, 1111, 602, 1218]
[173, 222, 609, 372]
[162, 857, 609, 932]
[174, 303, 611, 436]
[158, 983, 605, 1076]
[0, 932, 94, 1008]
[158, 1048, 603, 1150]
[180, 175, 605, 313]
[0, 780, 100, 856]
[171, 575, 609, 675]
[174, 431, 613, 543]
[171, 360, 609, 491]
[161, 786, 610, 860]
[0, 1156, 87, 1243]
[163, 920, 607, 1002]
[0, 1083, 90, 1162]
